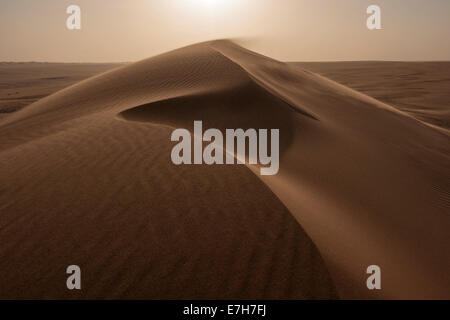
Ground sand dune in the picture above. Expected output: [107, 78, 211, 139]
[0, 62, 124, 114]
[0, 40, 449, 299]
[295, 61, 450, 131]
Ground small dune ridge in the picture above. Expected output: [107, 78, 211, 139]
[0, 40, 449, 299]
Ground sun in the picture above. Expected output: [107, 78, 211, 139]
[173, 0, 237, 20]
[199, 0, 219, 4]
[194, 0, 226, 10]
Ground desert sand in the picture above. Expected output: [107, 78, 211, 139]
[0, 40, 449, 299]
[0, 62, 123, 115]
[295, 61, 450, 130]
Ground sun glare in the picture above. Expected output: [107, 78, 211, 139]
[194, 0, 227, 11]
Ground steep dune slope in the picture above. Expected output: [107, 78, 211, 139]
[209, 41, 450, 299]
[1, 40, 449, 299]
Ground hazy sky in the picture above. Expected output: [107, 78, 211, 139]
[1, 0, 449, 62]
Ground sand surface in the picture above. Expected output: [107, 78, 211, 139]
[295, 61, 450, 130]
[0, 41, 449, 299]
[0, 62, 124, 114]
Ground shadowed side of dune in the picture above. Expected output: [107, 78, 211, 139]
[118, 80, 307, 157]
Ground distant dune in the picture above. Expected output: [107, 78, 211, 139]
[0, 40, 449, 299]
[295, 61, 450, 130]
[0, 62, 124, 116]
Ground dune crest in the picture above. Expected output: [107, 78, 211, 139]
[1, 40, 449, 299]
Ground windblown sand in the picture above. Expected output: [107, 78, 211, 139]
[0, 41, 449, 299]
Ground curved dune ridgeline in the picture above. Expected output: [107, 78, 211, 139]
[0, 40, 449, 299]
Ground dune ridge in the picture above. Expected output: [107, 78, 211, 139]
[1, 40, 449, 299]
